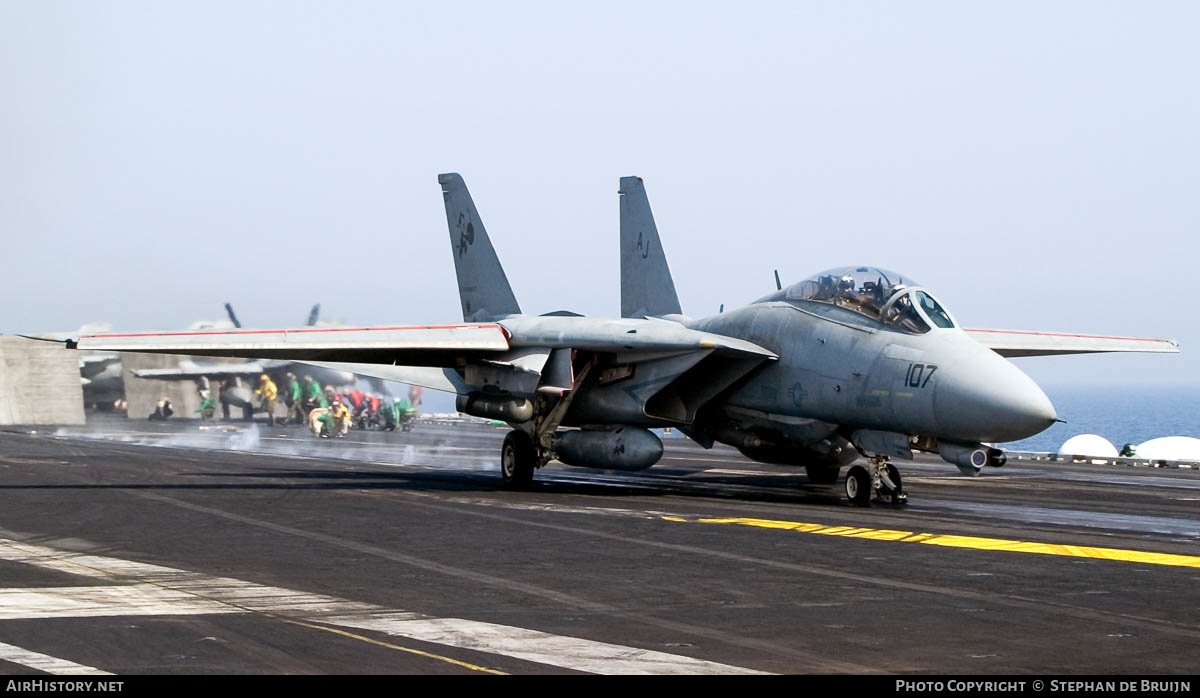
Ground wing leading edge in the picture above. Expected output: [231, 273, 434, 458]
[66, 317, 775, 403]
[73, 324, 512, 366]
[966, 329, 1180, 357]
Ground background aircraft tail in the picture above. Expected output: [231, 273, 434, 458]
[619, 176, 683, 318]
[438, 173, 522, 322]
[223, 303, 242, 328]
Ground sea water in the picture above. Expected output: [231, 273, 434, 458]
[1005, 385, 1200, 453]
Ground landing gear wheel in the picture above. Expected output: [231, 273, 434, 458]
[844, 465, 871, 506]
[805, 465, 841, 485]
[501, 430, 536, 488]
[882, 463, 908, 505]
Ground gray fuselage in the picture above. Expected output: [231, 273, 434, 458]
[552, 293, 1056, 469]
[689, 298, 1055, 445]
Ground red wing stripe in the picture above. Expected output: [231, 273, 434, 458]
[83, 324, 502, 339]
[965, 329, 1168, 343]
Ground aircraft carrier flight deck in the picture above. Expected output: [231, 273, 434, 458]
[0, 416, 1197, 675]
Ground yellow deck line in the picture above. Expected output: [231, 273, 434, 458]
[670, 517, 1200, 568]
[273, 616, 509, 675]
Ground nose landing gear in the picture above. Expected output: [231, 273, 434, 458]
[845, 456, 907, 506]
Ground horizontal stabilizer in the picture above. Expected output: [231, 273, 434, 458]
[966, 329, 1180, 357]
[133, 361, 267, 380]
[298, 361, 470, 395]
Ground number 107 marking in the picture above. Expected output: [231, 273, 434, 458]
[905, 363, 937, 388]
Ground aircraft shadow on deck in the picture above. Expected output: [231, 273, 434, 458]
[0, 465, 850, 508]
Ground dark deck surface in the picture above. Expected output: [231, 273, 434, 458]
[1, 416, 1197, 674]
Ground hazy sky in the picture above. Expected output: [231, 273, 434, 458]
[3, 1, 1196, 387]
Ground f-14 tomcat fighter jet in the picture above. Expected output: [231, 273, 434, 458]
[66, 174, 1179, 505]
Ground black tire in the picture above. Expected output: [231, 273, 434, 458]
[501, 431, 536, 488]
[805, 465, 841, 485]
[883, 463, 905, 504]
[883, 467, 907, 506]
[844, 465, 872, 506]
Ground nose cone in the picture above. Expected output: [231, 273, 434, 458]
[934, 351, 1057, 443]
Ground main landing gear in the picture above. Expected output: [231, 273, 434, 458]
[494, 358, 599, 490]
[501, 431, 537, 488]
[845, 456, 907, 506]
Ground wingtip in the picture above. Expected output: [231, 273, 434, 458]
[13, 333, 72, 347]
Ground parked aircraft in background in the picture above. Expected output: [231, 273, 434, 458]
[131, 358, 356, 418]
[27, 323, 125, 410]
[130, 302, 354, 388]
[124, 304, 362, 419]
[28, 305, 337, 411]
[61, 174, 1178, 504]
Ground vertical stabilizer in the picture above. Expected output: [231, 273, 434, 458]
[619, 176, 682, 318]
[438, 173, 522, 321]
[224, 303, 242, 328]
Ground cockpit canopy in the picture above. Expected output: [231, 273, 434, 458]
[783, 266, 955, 334]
